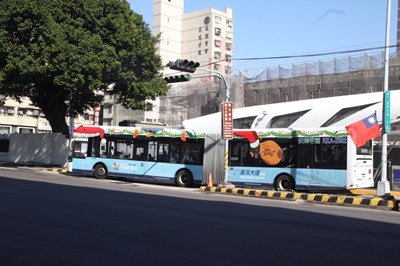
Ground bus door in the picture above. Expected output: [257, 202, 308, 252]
[296, 144, 322, 189]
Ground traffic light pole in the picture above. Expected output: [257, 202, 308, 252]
[192, 70, 233, 187]
[165, 60, 233, 187]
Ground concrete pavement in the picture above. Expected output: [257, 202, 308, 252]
[2, 162, 398, 211]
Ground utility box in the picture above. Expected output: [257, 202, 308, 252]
[392, 166, 400, 191]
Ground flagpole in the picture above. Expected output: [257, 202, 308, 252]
[377, 0, 391, 197]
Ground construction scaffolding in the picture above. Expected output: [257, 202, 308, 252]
[159, 51, 400, 126]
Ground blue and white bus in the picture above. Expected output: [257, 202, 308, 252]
[228, 128, 375, 191]
[70, 125, 375, 191]
[70, 125, 206, 187]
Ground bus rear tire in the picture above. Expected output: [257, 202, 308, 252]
[94, 164, 107, 179]
[175, 170, 193, 187]
[275, 174, 294, 191]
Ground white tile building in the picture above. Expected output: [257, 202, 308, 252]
[146, 0, 234, 123]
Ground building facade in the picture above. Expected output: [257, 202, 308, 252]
[152, 0, 234, 126]
[0, 97, 97, 134]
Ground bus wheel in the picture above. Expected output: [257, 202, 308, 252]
[93, 164, 107, 179]
[275, 175, 294, 191]
[175, 170, 193, 187]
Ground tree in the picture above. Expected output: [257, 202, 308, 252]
[0, 0, 168, 134]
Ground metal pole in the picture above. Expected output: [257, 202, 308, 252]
[377, 0, 391, 196]
[67, 90, 74, 172]
[193, 69, 232, 186]
[68, 90, 74, 144]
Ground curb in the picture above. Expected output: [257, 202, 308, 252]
[42, 168, 68, 173]
[200, 186, 399, 211]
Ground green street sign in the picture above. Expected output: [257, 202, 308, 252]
[384, 91, 391, 133]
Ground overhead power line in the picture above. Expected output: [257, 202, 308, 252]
[233, 44, 399, 61]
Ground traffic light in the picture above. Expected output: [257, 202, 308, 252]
[166, 59, 200, 73]
[164, 74, 192, 83]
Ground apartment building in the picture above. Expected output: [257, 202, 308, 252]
[152, 0, 233, 76]
[0, 97, 97, 134]
[147, 0, 234, 124]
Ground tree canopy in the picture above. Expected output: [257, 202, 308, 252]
[0, 0, 168, 134]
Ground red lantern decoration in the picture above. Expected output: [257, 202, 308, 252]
[181, 131, 187, 142]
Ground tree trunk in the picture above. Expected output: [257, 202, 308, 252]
[37, 96, 69, 134]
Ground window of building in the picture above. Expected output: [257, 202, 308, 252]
[215, 16, 221, 24]
[226, 43, 232, 51]
[198, 50, 201, 55]
[215, 27, 221, 36]
[3, 107, 14, 116]
[214, 51, 221, 59]
[226, 31, 233, 39]
[204, 49, 208, 54]
[214, 40, 221, 47]
[17, 127, 34, 133]
[226, 19, 232, 28]
[199, 27, 202, 32]
[233, 116, 257, 129]
[225, 66, 231, 75]
[205, 41, 208, 46]
[321, 103, 377, 127]
[205, 33, 209, 39]
[0, 126, 11, 135]
[225, 54, 232, 62]
[267, 110, 311, 128]
[198, 35, 202, 40]
[214, 64, 221, 71]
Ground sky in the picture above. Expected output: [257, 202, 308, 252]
[128, 0, 398, 76]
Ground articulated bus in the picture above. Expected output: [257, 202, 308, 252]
[69, 125, 374, 191]
[228, 128, 375, 191]
[70, 125, 206, 187]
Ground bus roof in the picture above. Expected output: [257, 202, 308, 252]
[233, 127, 348, 139]
[73, 125, 207, 139]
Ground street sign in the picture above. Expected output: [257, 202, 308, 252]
[222, 101, 233, 139]
[384, 91, 391, 133]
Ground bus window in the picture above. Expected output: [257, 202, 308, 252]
[241, 143, 258, 166]
[72, 140, 88, 158]
[157, 143, 170, 162]
[320, 144, 346, 169]
[357, 140, 372, 155]
[134, 144, 147, 161]
[229, 142, 241, 166]
[297, 145, 314, 168]
[170, 142, 180, 163]
[148, 141, 157, 161]
[89, 137, 101, 157]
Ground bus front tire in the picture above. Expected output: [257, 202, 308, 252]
[175, 170, 193, 187]
[275, 175, 294, 191]
[93, 164, 107, 179]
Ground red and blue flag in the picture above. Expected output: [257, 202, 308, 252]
[345, 113, 381, 148]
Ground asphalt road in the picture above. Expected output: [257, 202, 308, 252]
[0, 167, 399, 266]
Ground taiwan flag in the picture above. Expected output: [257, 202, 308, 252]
[345, 113, 381, 148]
